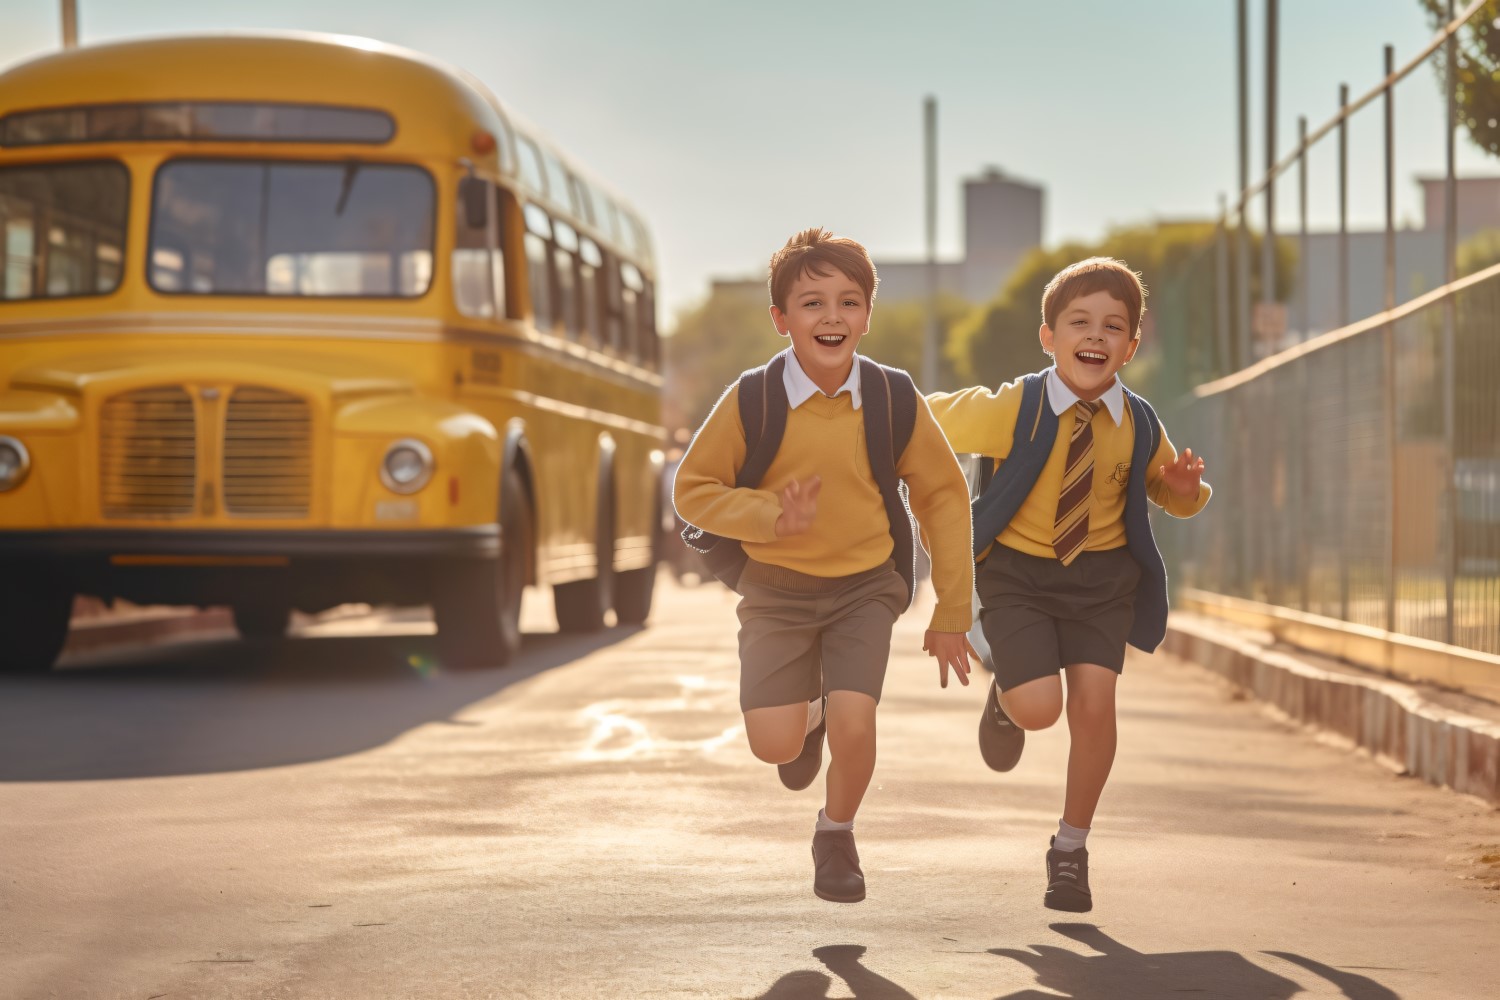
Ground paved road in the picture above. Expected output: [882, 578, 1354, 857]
[1, 576, 1496, 999]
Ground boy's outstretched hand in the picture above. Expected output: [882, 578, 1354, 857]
[774, 475, 821, 537]
[1160, 447, 1206, 498]
[923, 630, 974, 689]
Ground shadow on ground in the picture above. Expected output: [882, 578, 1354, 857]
[748, 927, 1401, 1000]
[0, 624, 638, 781]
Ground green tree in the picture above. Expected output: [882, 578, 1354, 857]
[662, 283, 776, 434]
[1421, 0, 1500, 157]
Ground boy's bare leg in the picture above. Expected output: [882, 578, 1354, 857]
[1060, 662, 1119, 828]
[823, 690, 877, 823]
[743, 703, 813, 765]
[998, 675, 1065, 731]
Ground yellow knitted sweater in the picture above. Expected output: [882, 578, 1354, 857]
[673, 381, 974, 632]
[926, 379, 1212, 559]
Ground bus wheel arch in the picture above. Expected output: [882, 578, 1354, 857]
[502, 421, 539, 587]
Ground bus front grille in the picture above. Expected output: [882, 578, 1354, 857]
[223, 387, 312, 517]
[100, 387, 197, 518]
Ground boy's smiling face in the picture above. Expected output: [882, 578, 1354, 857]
[769, 266, 870, 395]
[1039, 289, 1140, 400]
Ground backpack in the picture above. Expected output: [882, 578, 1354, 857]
[679, 352, 920, 604]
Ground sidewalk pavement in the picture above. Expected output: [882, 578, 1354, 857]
[1165, 611, 1500, 807]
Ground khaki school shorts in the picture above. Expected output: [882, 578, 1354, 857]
[976, 544, 1141, 691]
[735, 558, 908, 712]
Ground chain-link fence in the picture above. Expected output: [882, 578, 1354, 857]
[1169, 263, 1500, 655]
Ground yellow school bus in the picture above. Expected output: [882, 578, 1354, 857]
[0, 33, 664, 671]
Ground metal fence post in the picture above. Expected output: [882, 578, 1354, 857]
[1443, 0, 1458, 645]
[1262, 0, 1280, 349]
[1216, 195, 1232, 378]
[1236, 0, 1251, 370]
[1383, 43, 1397, 635]
[1338, 84, 1350, 330]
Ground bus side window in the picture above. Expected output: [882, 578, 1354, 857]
[619, 261, 643, 365]
[640, 278, 658, 371]
[516, 136, 546, 197]
[578, 237, 601, 347]
[602, 252, 623, 355]
[452, 179, 503, 319]
[552, 217, 581, 341]
[522, 202, 555, 334]
[542, 151, 578, 219]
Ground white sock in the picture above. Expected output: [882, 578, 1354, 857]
[816, 808, 853, 832]
[1054, 819, 1089, 852]
[805, 696, 824, 735]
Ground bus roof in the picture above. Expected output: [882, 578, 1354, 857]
[0, 32, 654, 268]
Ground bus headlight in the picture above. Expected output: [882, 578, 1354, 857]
[0, 436, 30, 492]
[379, 438, 434, 494]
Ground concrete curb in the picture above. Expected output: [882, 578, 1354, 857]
[1165, 613, 1500, 807]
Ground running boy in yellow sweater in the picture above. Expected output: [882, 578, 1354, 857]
[674, 228, 975, 904]
[927, 257, 1210, 913]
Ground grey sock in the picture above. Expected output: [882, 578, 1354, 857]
[1054, 819, 1089, 852]
[816, 808, 853, 832]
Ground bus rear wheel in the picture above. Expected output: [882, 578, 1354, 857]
[0, 578, 73, 675]
[434, 476, 530, 669]
[612, 564, 657, 625]
[554, 501, 614, 634]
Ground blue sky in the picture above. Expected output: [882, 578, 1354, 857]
[2, 1, 1490, 321]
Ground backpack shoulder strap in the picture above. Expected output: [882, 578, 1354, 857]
[735, 352, 789, 490]
[1013, 371, 1049, 450]
[881, 363, 919, 462]
[1124, 386, 1161, 457]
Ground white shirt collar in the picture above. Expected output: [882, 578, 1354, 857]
[1044, 366, 1125, 425]
[782, 347, 862, 410]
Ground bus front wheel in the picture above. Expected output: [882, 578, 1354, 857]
[0, 578, 73, 674]
[434, 476, 530, 669]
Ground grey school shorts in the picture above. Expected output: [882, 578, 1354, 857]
[735, 558, 908, 712]
[976, 544, 1141, 692]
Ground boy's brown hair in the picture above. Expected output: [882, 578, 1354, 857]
[767, 227, 878, 312]
[1042, 257, 1147, 340]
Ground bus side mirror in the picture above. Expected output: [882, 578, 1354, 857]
[460, 176, 488, 230]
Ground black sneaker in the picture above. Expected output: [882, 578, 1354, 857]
[1044, 836, 1092, 912]
[979, 679, 1025, 772]
[812, 828, 865, 903]
[778, 696, 826, 791]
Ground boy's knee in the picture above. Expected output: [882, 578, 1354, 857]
[1008, 701, 1063, 731]
[826, 713, 876, 750]
[745, 729, 804, 765]
[1066, 688, 1117, 727]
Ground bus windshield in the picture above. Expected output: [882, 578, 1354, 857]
[149, 159, 434, 298]
[1, 161, 127, 301]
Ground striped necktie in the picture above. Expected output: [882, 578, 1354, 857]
[1053, 399, 1102, 566]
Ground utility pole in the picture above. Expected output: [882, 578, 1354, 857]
[923, 96, 939, 391]
[61, 0, 78, 49]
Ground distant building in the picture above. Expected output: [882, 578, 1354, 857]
[705, 167, 1045, 310]
[1286, 175, 1495, 346]
[874, 167, 1045, 305]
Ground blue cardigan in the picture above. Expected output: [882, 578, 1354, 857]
[970, 372, 1169, 653]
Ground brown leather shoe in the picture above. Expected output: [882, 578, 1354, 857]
[811, 828, 865, 903]
[1044, 836, 1092, 912]
[778, 697, 826, 791]
[979, 679, 1025, 772]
